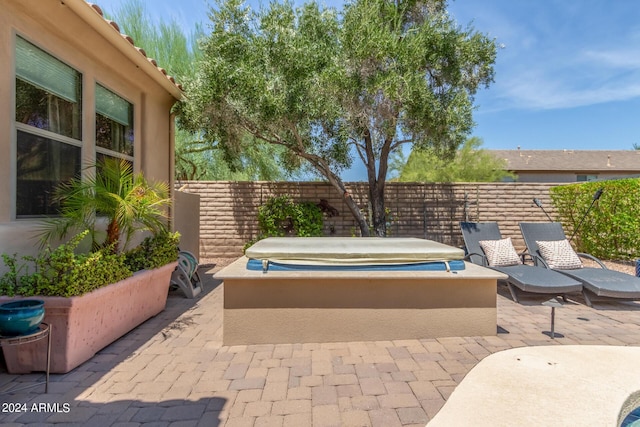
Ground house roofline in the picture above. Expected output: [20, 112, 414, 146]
[64, 0, 183, 100]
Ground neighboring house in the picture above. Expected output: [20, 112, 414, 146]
[0, 0, 183, 257]
[490, 149, 640, 183]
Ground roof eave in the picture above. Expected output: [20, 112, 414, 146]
[64, 0, 184, 101]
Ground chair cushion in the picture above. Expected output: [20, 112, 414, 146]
[536, 239, 583, 270]
[479, 238, 522, 267]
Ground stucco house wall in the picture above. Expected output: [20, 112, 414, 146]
[512, 172, 636, 183]
[0, 0, 182, 258]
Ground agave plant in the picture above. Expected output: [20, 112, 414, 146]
[38, 157, 171, 252]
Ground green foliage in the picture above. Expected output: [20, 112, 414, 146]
[257, 196, 324, 238]
[550, 179, 640, 260]
[125, 232, 180, 272]
[392, 137, 515, 182]
[246, 195, 324, 249]
[0, 231, 131, 297]
[0, 230, 180, 298]
[175, 130, 290, 181]
[106, 0, 203, 82]
[178, 0, 497, 236]
[37, 158, 171, 253]
[108, 0, 290, 181]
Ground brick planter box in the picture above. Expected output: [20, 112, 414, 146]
[1, 262, 177, 374]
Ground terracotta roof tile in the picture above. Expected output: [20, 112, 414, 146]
[489, 150, 640, 172]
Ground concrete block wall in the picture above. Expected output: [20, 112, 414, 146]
[176, 181, 561, 259]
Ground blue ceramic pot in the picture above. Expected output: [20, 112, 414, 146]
[0, 300, 45, 337]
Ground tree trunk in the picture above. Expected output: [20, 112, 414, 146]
[344, 191, 370, 237]
[106, 219, 120, 251]
[363, 130, 390, 237]
[323, 174, 370, 237]
[369, 181, 387, 237]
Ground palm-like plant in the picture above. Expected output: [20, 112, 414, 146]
[38, 158, 171, 252]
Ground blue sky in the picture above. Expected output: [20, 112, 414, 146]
[96, 0, 640, 178]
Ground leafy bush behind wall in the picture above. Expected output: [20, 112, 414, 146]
[550, 178, 640, 260]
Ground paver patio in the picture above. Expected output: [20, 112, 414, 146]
[2, 260, 640, 426]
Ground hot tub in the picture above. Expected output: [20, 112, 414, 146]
[245, 237, 467, 272]
[216, 237, 506, 345]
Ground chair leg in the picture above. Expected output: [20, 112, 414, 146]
[507, 283, 519, 303]
[582, 289, 593, 308]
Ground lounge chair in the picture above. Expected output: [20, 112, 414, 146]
[519, 222, 640, 307]
[460, 222, 582, 302]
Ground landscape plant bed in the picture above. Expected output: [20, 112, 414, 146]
[0, 262, 176, 374]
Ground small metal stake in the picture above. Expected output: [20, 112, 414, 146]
[542, 297, 564, 339]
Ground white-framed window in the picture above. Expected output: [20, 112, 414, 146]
[577, 174, 598, 182]
[15, 36, 82, 217]
[95, 83, 134, 170]
[13, 37, 138, 218]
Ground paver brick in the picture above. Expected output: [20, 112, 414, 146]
[383, 381, 412, 394]
[377, 393, 420, 409]
[266, 367, 290, 383]
[336, 384, 362, 398]
[324, 374, 359, 386]
[341, 410, 372, 427]
[368, 408, 402, 427]
[161, 404, 206, 422]
[350, 395, 380, 411]
[271, 399, 312, 415]
[312, 385, 338, 405]
[224, 416, 255, 427]
[282, 412, 312, 427]
[254, 415, 285, 427]
[244, 401, 272, 417]
[229, 377, 266, 390]
[287, 386, 312, 400]
[262, 382, 288, 401]
[359, 377, 386, 396]
[236, 388, 263, 402]
[397, 407, 429, 424]
[223, 363, 250, 380]
[312, 404, 341, 427]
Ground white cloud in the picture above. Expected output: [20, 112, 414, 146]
[484, 43, 640, 111]
[581, 49, 640, 69]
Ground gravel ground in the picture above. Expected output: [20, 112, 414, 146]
[597, 260, 637, 275]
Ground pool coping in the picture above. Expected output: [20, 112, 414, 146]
[427, 345, 640, 426]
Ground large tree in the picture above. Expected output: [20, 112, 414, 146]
[179, 0, 497, 236]
[392, 137, 515, 182]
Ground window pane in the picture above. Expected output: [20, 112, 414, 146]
[16, 79, 82, 139]
[96, 84, 131, 125]
[96, 113, 134, 156]
[16, 130, 81, 217]
[95, 85, 134, 157]
[16, 37, 80, 103]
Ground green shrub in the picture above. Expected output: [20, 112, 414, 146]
[550, 178, 640, 260]
[246, 195, 324, 250]
[0, 231, 131, 297]
[124, 231, 180, 271]
[0, 230, 180, 297]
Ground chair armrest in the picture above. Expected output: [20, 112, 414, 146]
[576, 252, 608, 269]
[519, 251, 535, 264]
[528, 253, 551, 269]
[463, 251, 489, 267]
